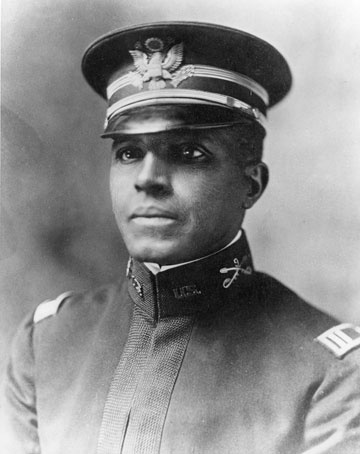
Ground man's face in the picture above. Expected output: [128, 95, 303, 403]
[110, 128, 253, 265]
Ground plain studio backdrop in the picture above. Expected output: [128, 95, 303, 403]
[1, 0, 360, 376]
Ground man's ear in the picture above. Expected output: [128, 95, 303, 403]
[242, 162, 269, 209]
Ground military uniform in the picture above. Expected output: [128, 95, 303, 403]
[2, 21, 360, 454]
[2, 232, 360, 453]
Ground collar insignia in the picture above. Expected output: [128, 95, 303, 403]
[131, 275, 143, 298]
[126, 257, 143, 298]
[172, 284, 202, 299]
[128, 38, 185, 90]
[220, 256, 252, 288]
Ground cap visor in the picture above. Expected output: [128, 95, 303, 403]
[101, 105, 258, 137]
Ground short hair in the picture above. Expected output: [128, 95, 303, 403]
[207, 121, 266, 167]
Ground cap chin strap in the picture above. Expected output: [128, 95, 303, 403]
[104, 89, 266, 130]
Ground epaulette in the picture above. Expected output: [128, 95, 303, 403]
[33, 291, 73, 323]
[316, 323, 360, 358]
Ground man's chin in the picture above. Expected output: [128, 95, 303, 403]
[126, 240, 183, 265]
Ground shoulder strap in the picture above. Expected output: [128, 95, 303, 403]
[316, 323, 360, 358]
[33, 291, 73, 323]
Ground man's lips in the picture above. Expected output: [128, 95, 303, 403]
[130, 207, 178, 220]
[130, 207, 179, 227]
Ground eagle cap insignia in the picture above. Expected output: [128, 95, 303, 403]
[128, 37, 184, 90]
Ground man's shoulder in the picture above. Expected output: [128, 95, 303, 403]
[7, 280, 131, 372]
[28, 280, 129, 340]
[245, 271, 360, 362]
[33, 282, 121, 321]
[251, 271, 336, 327]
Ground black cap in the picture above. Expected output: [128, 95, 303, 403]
[82, 21, 292, 136]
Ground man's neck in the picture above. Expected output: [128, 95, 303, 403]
[144, 230, 242, 275]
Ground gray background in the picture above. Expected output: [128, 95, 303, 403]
[1, 0, 360, 375]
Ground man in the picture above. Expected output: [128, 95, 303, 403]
[2, 21, 360, 454]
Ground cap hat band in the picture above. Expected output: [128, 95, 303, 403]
[107, 64, 269, 106]
[105, 89, 266, 129]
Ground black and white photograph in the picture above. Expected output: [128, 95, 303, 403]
[1, 0, 360, 453]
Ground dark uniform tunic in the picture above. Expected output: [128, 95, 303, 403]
[2, 233, 360, 453]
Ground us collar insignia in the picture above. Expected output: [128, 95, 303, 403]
[220, 256, 253, 288]
[131, 275, 143, 298]
[128, 37, 188, 90]
[126, 257, 144, 298]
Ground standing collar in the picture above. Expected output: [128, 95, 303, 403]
[144, 230, 242, 275]
[126, 230, 254, 321]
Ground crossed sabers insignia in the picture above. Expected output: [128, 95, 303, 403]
[220, 257, 252, 288]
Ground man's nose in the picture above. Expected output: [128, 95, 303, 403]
[134, 153, 172, 196]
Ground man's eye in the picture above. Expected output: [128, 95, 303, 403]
[114, 147, 144, 162]
[179, 144, 207, 161]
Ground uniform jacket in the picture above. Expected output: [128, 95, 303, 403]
[2, 232, 360, 454]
